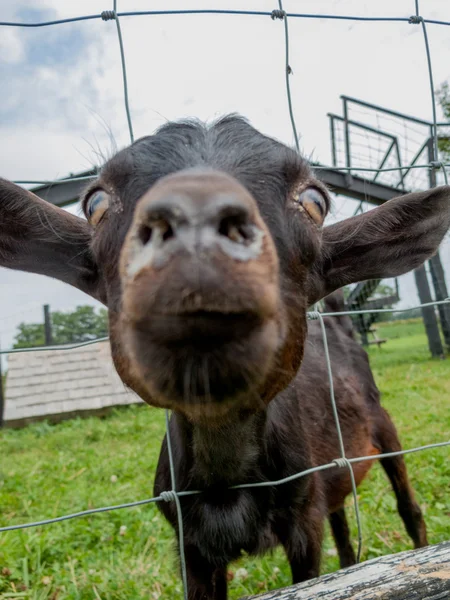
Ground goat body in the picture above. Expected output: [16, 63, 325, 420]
[155, 309, 427, 597]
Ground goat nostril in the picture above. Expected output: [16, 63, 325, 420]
[138, 225, 153, 246]
[139, 220, 174, 246]
[162, 223, 174, 242]
[218, 215, 253, 245]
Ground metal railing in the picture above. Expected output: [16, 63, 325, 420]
[330, 95, 450, 191]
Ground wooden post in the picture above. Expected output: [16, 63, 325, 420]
[414, 265, 444, 358]
[242, 541, 450, 599]
[43, 304, 53, 346]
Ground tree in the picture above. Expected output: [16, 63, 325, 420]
[371, 282, 397, 301]
[13, 306, 108, 349]
[340, 282, 398, 323]
[436, 82, 450, 160]
[13, 323, 46, 349]
[437, 82, 450, 120]
[51, 306, 109, 344]
[342, 282, 397, 303]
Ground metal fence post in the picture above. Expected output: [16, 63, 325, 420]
[414, 265, 444, 358]
[329, 115, 337, 167]
[343, 97, 351, 172]
[428, 257, 450, 350]
[427, 137, 450, 350]
[43, 304, 53, 346]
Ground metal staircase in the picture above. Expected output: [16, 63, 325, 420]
[346, 279, 400, 345]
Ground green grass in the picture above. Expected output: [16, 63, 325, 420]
[0, 319, 449, 599]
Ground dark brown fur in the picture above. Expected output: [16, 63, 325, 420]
[154, 298, 428, 592]
[1, 115, 447, 599]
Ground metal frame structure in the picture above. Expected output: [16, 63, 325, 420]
[329, 96, 450, 355]
[27, 97, 450, 355]
[28, 165, 407, 208]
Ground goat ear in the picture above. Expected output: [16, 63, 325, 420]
[307, 185, 450, 305]
[0, 178, 106, 304]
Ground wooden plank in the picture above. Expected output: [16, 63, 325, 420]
[361, 295, 400, 311]
[242, 542, 450, 599]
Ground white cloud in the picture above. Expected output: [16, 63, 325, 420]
[0, 28, 25, 63]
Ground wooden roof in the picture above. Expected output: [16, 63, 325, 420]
[4, 341, 142, 427]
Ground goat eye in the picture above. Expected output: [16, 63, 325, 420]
[295, 188, 327, 225]
[86, 190, 110, 226]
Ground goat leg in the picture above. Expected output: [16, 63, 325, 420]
[328, 507, 357, 568]
[182, 544, 227, 600]
[275, 503, 324, 584]
[376, 408, 428, 548]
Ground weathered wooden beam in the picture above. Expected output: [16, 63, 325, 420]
[242, 541, 450, 599]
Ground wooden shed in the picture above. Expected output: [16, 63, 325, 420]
[4, 341, 142, 427]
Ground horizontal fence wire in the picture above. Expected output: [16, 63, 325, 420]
[2, 301, 449, 355]
[1, 303, 449, 538]
[1, 440, 449, 534]
[3, 11, 450, 28]
[0, 336, 109, 355]
[1, 2, 450, 598]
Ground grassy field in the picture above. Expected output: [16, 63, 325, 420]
[0, 319, 449, 599]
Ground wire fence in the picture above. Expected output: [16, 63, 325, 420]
[1, 2, 450, 599]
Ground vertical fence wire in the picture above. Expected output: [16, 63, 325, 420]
[1, 5, 450, 599]
[314, 312, 363, 562]
[106, 0, 134, 143]
[410, 4, 449, 185]
[164, 411, 189, 600]
[272, 3, 300, 152]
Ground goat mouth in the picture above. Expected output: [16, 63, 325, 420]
[131, 310, 264, 347]
[119, 313, 281, 417]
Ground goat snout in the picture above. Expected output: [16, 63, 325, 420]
[116, 170, 284, 417]
[122, 171, 264, 278]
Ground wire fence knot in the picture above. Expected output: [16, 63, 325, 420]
[101, 10, 116, 21]
[160, 490, 178, 503]
[409, 15, 424, 24]
[333, 457, 352, 469]
[429, 160, 446, 170]
[307, 311, 321, 320]
[271, 9, 286, 20]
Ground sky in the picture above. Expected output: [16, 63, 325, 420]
[1, 0, 450, 352]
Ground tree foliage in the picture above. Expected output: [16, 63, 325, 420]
[372, 282, 398, 301]
[436, 82, 450, 160]
[13, 306, 108, 349]
[342, 282, 397, 302]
